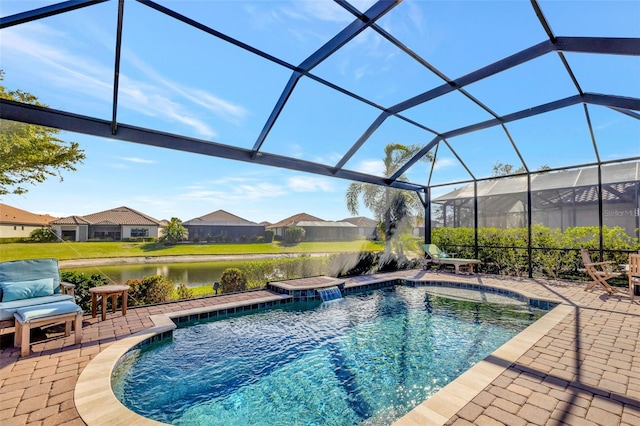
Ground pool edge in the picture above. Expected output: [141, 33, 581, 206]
[392, 303, 573, 426]
[74, 279, 567, 426]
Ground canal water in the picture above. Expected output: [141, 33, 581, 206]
[62, 256, 333, 288]
[62, 261, 245, 288]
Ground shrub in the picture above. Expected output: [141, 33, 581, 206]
[124, 275, 174, 306]
[431, 224, 639, 278]
[220, 268, 247, 293]
[175, 283, 194, 300]
[29, 227, 58, 242]
[60, 271, 110, 312]
[284, 226, 305, 244]
[264, 230, 274, 243]
[330, 251, 376, 277]
[0, 237, 27, 243]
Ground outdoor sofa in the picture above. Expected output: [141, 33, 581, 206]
[0, 258, 76, 329]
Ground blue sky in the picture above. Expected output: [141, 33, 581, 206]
[1, 0, 639, 224]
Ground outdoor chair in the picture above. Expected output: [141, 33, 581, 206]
[629, 253, 640, 303]
[422, 244, 481, 275]
[0, 258, 76, 330]
[580, 249, 621, 295]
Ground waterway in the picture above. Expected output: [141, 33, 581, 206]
[61, 254, 332, 288]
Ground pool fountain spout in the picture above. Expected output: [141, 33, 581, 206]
[316, 286, 343, 301]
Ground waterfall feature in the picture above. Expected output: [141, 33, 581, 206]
[316, 286, 343, 302]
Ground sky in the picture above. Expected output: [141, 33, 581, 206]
[1, 0, 639, 224]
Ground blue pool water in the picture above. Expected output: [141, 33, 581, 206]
[112, 286, 547, 425]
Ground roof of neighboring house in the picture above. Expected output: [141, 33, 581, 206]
[50, 206, 161, 226]
[297, 221, 356, 228]
[341, 216, 378, 227]
[0, 203, 58, 226]
[267, 213, 325, 229]
[183, 209, 262, 227]
[50, 215, 91, 225]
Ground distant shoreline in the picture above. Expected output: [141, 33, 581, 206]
[58, 253, 327, 268]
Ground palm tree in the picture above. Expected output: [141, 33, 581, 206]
[345, 143, 432, 255]
[160, 217, 188, 244]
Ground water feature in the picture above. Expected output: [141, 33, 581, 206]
[316, 285, 343, 301]
[112, 285, 548, 425]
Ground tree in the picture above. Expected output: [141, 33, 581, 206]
[345, 143, 432, 255]
[160, 217, 188, 244]
[0, 71, 85, 195]
[491, 162, 523, 176]
[492, 162, 551, 176]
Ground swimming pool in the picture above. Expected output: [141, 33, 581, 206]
[112, 285, 548, 425]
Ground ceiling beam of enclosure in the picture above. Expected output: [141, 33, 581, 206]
[0, 0, 638, 196]
[0, 98, 425, 193]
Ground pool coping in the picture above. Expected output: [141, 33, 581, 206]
[74, 279, 566, 426]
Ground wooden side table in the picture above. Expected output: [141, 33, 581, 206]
[90, 285, 130, 321]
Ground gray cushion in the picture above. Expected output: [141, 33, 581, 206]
[15, 300, 82, 323]
[0, 294, 74, 321]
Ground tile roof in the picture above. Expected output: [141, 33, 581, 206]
[50, 206, 161, 226]
[49, 215, 90, 225]
[0, 203, 58, 226]
[183, 210, 260, 226]
[267, 213, 325, 228]
[297, 221, 356, 228]
[341, 216, 378, 227]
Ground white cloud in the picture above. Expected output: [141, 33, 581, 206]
[354, 159, 385, 176]
[291, 1, 353, 23]
[1, 23, 246, 139]
[287, 176, 335, 192]
[119, 157, 156, 164]
[107, 163, 129, 170]
[433, 157, 458, 170]
[179, 181, 286, 203]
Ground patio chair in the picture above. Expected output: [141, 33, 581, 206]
[0, 258, 76, 330]
[629, 254, 640, 303]
[422, 244, 481, 275]
[580, 249, 621, 294]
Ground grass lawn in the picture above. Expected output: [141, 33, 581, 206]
[0, 240, 384, 262]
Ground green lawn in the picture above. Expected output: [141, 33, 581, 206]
[0, 240, 384, 262]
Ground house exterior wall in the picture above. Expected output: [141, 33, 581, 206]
[121, 225, 159, 239]
[51, 225, 89, 241]
[185, 225, 265, 242]
[0, 224, 48, 238]
[302, 226, 358, 242]
[89, 225, 122, 241]
[358, 226, 378, 239]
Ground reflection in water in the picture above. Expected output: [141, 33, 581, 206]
[62, 261, 247, 288]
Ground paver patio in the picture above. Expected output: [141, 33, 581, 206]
[1, 270, 639, 426]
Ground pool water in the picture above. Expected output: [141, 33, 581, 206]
[112, 286, 546, 425]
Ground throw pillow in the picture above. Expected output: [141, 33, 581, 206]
[0, 278, 55, 302]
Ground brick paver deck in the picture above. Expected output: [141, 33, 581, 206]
[1, 271, 639, 425]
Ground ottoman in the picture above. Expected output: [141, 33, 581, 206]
[14, 301, 83, 357]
